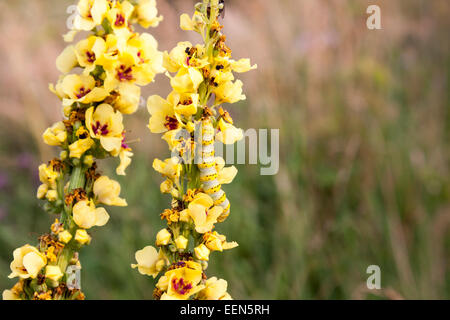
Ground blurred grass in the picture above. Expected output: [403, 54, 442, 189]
[0, 0, 449, 299]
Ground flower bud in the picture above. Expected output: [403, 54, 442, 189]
[174, 235, 188, 250]
[58, 230, 73, 244]
[194, 244, 210, 261]
[74, 229, 91, 245]
[156, 229, 172, 246]
[83, 155, 94, 167]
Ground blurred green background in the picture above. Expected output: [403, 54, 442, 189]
[0, 0, 449, 299]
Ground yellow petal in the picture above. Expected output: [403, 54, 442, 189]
[180, 13, 194, 31]
[93, 176, 127, 207]
[94, 207, 110, 227]
[100, 136, 123, 154]
[22, 252, 46, 279]
[2, 290, 20, 300]
[231, 59, 257, 73]
[218, 166, 238, 185]
[45, 265, 64, 281]
[116, 83, 141, 115]
[117, 149, 133, 176]
[73, 200, 97, 229]
[56, 46, 78, 73]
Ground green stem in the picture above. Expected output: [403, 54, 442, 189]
[57, 246, 74, 276]
[59, 164, 86, 281]
[68, 165, 86, 192]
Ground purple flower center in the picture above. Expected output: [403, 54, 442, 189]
[115, 14, 125, 27]
[86, 51, 96, 63]
[76, 86, 92, 99]
[117, 65, 133, 81]
[92, 121, 109, 136]
[172, 277, 193, 295]
[164, 116, 179, 131]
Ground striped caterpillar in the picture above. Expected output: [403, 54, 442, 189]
[198, 118, 230, 222]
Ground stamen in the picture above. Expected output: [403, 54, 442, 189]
[115, 14, 125, 27]
[164, 116, 179, 131]
[92, 121, 109, 136]
[117, 65, 134, 81]
[86, 51, 96, 63]
[171, 277, 193, 295]
[76, 87, 92, 99]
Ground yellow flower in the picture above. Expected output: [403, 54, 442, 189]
[215, 118, 244, 145]
[161, 261, 205, 300]
[136, 0, 163, 28]
[74, 0, 110, 31]
[163, 41, 192, 73]
[117, 149, 133, 176]
[174, 235, 188, 250]
[46, 246, 57, 263]
[212, 56, 257, 75]
[58, 230, 73, 244]
[37, 184, 48, 199]
[127, 32, 164, 77]
[147, 94, 178, 133]
[45, 265, 63, 282]
[188, 193, 223, 234]
[131, 246, 166, 278]
[106, 0, 134, 37]
[63, 30, 78, 43]
[86, 104, 124, 155]
[156, 228, 172, 246]
[115, 82, 141, 115]
[56, 45, 78, 73]
[38, 163, 59, 189]
[153, 157, 182, 180]
[83, 155, 94, 167]
[169, 67, 204, 94]
[215, 157, 238, 184]
[204, 231, 238, 252]
[214, 80, 246, 104]
[180, 12, 205, 33]
[74, 36, 106, 74]
[72, 200, 110, 229]
[103, 52, 151, 92]
[61, 74, 109, 107]
[161, 129, 185, 151]
[230, 58, 258, 73]
[2, 290, 20, 300]
[194, 244, 210, 261]
[95, 34, 124, 70]
[198, 277, 232, 300]
[172, 92, 199, 118]
[42, 121, 67, 146]
[74, 229, 92, 245]
[93, 176, 127, 207]
[69, 137, 95, 159]
[8, 245, 47, 279]
[99, 29, 162, 90]
[49, 76, 66, 100]
[160, 179, 174, 194]
[179, 209, 190, 223]
[46, 190, 58, 202]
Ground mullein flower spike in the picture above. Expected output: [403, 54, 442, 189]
[132, 0, 257, 300]
[3, 0, 164, 300]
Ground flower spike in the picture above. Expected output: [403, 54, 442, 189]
[3, 0, 164, 300]
[132, 0, 256, 300]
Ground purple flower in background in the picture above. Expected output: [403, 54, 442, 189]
[17, 152, 33, 169]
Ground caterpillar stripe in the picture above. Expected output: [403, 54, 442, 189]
[198, 118, 230, 222]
